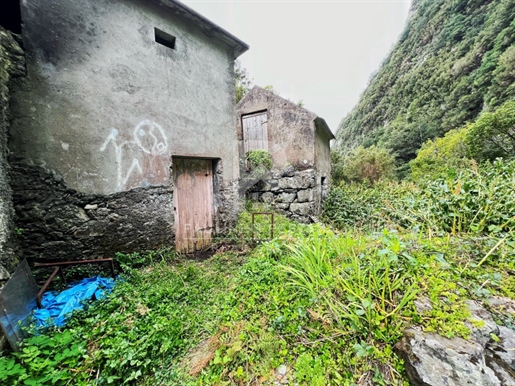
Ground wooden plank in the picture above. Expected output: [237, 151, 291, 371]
[242, 112, 268, 152]
[173, 158, 214, 253]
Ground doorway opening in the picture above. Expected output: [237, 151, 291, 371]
[172, 157, 216, 254]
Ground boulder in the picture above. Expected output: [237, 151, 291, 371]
[277, 192, 296, 203]
[466, 300, 500, 346]
[395, 328, 501, 386]
[396, 300, 515, 386]
[486, 326, 515, 373]
[260, 192, 275, 204]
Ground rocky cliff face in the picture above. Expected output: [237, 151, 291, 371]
[335, 0, 515, 173]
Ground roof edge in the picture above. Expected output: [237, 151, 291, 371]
[240, 87, 335, 140]
[153, 0, 249, 58]
[314, 117, 335, 140]
[243, 86, 316, 115]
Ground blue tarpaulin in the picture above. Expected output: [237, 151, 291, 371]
[33, 276, 115, 328]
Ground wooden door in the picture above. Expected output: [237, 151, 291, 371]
[242, 111, 268, 153]
[173, 158, 214, 253]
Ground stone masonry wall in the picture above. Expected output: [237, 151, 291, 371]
[10, 160, 175, 262]
[0, 27, 24, 287]
[213, 161, 241, 236]
[11, 159, 240, 261]
[248, 167, 318, 223]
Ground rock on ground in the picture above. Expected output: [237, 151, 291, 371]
[396, 299, 515, 386]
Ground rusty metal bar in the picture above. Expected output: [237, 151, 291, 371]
[109, 259, 115, 278]
[36, 267, 60, 308]
[35, 258, 116, 308]
[34, 259, 116, 278]
[251, 212, 275, 241]
[34, 258, 114, 269]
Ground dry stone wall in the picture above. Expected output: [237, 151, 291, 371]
[10, 160, 175, 261]
[10, 159, 240, 262]
[247, 167, 319, 223]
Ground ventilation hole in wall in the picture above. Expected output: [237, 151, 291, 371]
[0, 0, 22, 34]
[154, 27, 176, 50]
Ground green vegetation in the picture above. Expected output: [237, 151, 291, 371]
[2, 158, 514, 385]
[3, 2, 514, 384]
[325, 159, 514, 235]
[332, 145, 396, 185]
[409, 99, 515, 180]
[245, 149, 273, 172]
[466, 100, 515, 162]
[409, 126, 471, 182]
[335, 0, 515, 170]
[235, 60, 251, 103]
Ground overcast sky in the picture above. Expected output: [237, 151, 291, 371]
[181, 0, 412, 132]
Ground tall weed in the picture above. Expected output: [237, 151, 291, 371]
[280, 227, 419, 342]
[324, 159, 515, 236]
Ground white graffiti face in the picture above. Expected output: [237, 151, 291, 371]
[133, 120, 168, 155]
[100, 120, 169, 190]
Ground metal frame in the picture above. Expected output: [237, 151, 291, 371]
[34, 258, 115, 308]
[0, 259, 39, 351]
[251, 212, 274, 241]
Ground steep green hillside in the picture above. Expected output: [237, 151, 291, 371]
[335, 0, 515, 173]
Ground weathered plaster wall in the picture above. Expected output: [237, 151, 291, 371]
[11, 0, 239, 194]
[314, 125, 332, 179]
[237, 87, 316, 170]
[0, 27, 24, 285]
[314, 123, 333, 211]
[8, 0, 242, 259]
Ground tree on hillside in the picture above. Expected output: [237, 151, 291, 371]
[466, 100, 515, 162]
[235, 60, 252, 103]
[410, 127, 472, 181]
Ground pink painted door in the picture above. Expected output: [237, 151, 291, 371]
[173, 158, 214, 253]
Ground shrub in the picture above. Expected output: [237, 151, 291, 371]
[246, 149, 273, 171]
[340, 145, 396, 184]
[325, 159, 515, 236]
[465, 100, 515, 162]
[410, 126, 472, 181]
[330, 149, 346, 186]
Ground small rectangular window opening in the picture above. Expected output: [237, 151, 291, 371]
[155, 27, 176, 50]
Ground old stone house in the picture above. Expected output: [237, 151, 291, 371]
[1, 0, 248, 262]
[237, 86, 334, 222]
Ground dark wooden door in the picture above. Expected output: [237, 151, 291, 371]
[173, 158, 214, 253]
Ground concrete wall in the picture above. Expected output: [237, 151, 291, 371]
[9, 0, 241, 259]
[0, 27, 24, 285]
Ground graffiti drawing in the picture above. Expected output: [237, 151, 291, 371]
[100, 120, 169, 190]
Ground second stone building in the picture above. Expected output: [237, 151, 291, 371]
[237, 86, 334, 222]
